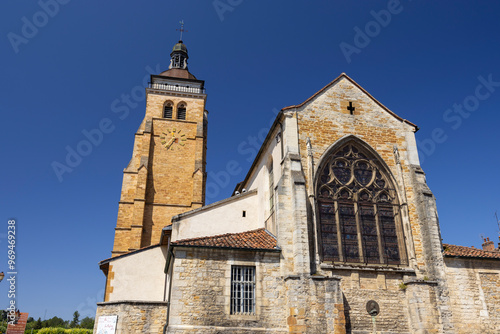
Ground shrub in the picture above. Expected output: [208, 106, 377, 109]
[36, 328, 92, 334]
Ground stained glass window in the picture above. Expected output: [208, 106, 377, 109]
[316, 143, 404, 265]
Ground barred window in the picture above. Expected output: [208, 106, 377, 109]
[230, 266, 255, 315]
[163, 102, 173, 118]
[177, 103, 186, 120]
[316, 142, 405, 265]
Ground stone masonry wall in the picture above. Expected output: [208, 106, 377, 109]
[334, 270, 413, 333]
[167, 246, 349, 334]
[111, 89, 207, 256]
[444, 257, 500, 333]
[94, 301, 168, 334]
[168, 247, 287, 333]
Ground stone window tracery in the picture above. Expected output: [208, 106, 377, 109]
[316, 142, 404, 265]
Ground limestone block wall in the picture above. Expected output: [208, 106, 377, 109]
[94, 301, 168, 334]
[167, 247, 348, 334]
[283, 276, 345, 334]
[444, 257, 500, 333]
[167, 247, 286, 333]
[333, 270, 413, 333]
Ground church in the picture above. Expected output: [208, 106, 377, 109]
[94, 38, 500, 334]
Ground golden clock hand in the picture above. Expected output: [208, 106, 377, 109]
[165, 137, 175, 149]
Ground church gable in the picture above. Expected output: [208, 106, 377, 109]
[285, 73, 417, 130]
[292, 74, 419, 195]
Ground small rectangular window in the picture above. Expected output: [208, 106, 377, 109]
[231, 266, 255, 315]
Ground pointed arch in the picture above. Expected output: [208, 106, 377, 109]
[314, 136, 407, 265]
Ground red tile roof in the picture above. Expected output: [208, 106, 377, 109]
[172, 228, 278, 251]
[443, 243, 500, 260]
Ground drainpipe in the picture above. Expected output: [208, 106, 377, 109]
[163, 245, 175, 334]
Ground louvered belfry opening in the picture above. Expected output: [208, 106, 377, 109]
[177, 103, 186, 120]
[316, 142, 403, 265]
[163, 102, 173, 118]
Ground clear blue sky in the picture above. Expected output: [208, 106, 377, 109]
[1, 0, 499, 321]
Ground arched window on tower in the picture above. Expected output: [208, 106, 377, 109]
[316, 142, 406, 265]
[163, 102, 173, 119]
[177, 103, 186, 120]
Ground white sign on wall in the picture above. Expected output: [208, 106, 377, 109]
[96, 315, 118, 334]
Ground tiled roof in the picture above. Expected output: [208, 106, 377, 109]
[172, 228, 278, 251]
[443, 243, 500, 260]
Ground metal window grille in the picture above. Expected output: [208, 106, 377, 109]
[164, 105, 173, 118]
[230, 266, 255, 315]
[177, 105, 186, 120]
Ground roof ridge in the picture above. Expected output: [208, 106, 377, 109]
[443, 243, 500, 259]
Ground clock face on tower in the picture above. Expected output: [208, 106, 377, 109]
[160, 128, 187, 150]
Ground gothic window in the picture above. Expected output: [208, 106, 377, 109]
[230, 266, 255, 315]
[163, 102, 173, 118]
[177, 103, 186, 120]
[316, 143, 404, 265]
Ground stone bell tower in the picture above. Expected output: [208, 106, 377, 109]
[111, 39, 207, 257]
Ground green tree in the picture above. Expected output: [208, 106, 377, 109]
[79, 317, 94, 329]
[44, 316, 65, 328]
[34, 317, 43, 329]
[70, 311, 80, 328]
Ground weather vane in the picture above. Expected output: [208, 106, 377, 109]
[176, 20, 187, 41]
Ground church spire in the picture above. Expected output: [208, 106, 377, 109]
[169, 21, 189, 70]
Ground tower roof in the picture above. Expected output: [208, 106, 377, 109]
[171, 40, 188, 54]
[158, 68, 197, 80]
[163, 38, 197, 79]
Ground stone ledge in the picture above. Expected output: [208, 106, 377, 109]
[97, 300, 169, 306]
[284, 274, 342, 281]
[168, 324, 288, 332]
[310, 274, 342, 281]
[403, 279, 438, 286]
[320, 263, 416, 274]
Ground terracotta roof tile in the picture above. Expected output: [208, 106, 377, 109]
[443, 243, 500, 260]
[172, 228, 278, 251]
